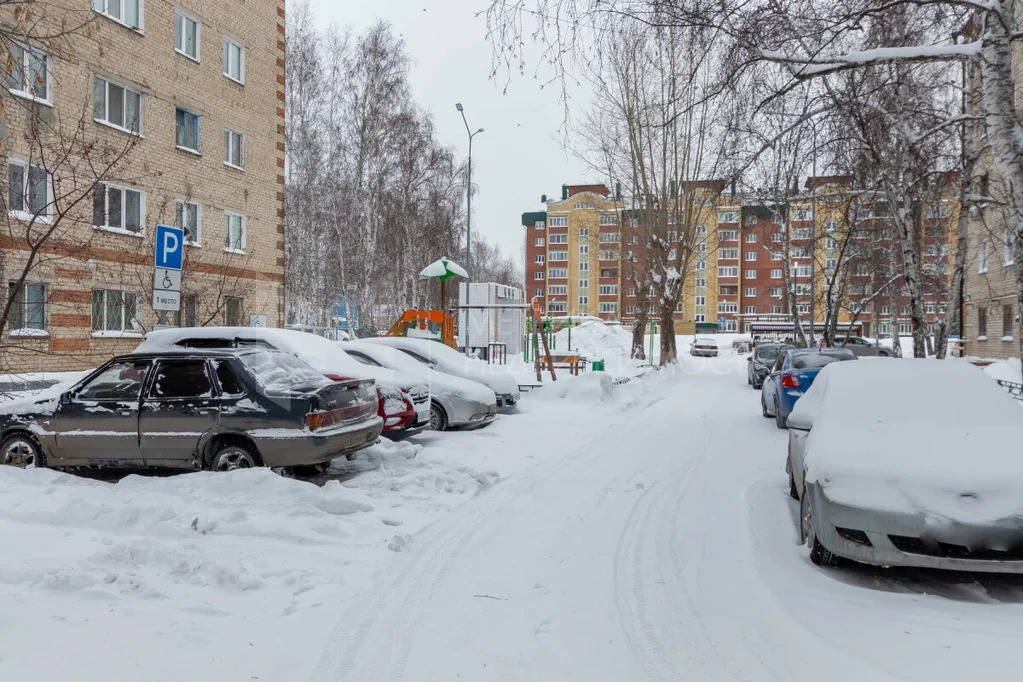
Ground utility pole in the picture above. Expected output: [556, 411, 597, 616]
[456, 103, 484, 355]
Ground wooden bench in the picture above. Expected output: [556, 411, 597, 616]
[541, 352, 586, 376]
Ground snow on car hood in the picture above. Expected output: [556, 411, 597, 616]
[807, 421, 1023, 526]
[459, 364, 518, 396]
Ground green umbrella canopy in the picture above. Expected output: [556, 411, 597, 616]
[419, 257, 468, 282]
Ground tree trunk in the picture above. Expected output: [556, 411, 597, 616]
[631, 320, 647, 361]
[659, 307, 677, 364]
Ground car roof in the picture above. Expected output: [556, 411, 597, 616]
[118, 347, 270, 361]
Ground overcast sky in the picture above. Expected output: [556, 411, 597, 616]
[306, 0, 587, 265]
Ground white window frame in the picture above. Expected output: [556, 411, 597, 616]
[7, 160, 52, 223]
[598, 302, 618, 314]
[578, 279, 589, 289]
[598, 285, 618, 296]
[175, 199, 201, 246]
[224, 212, 246, 253]
[549, 234, 567, 244]
[174, 9, 201, 62]
[744, 287, 756, 297]
[548, 216, 567, 227]
[579, 295, 589, 306]
[534, 272, 545, 281]
[719, 248, 738, 260]
[746, 233, 757, 243]
[224, 128, 244, 170]
[93, 75, 143, 135]
[599, 214, 618, 226]
[744, 269, 756, 279]
[579, 227, 589, 237]
[579, 261, 589, 272]
[534, 221, 545, 230]
[549, 268, 567, 279]
[1004, 230, 1015, 266]
[5, 42, 52, 105]
[745, 251, 757, 261]
[534, 288, 544, 298]
[744, 305, 756, 315]
[93, 182, 144, 236]
[548, 251, 568, 262]
[770, 269, 782, 279]
[717, 266, 738, 278]
[222, 37, 245, 84]
[549, 285, 567, 295]
[534, 254, 545, 265]
[91, 288, 141, 335]
[719, 229, 739, 241]
[770, 287, 781, 298]
[579, 244, 589, 254]
[718, 211, 739, 224]
[771, 306, 782, 314]
[175, 107, 201, 153]
[92, 0, 143, 31]
[979, 240, 989, 274]
[535, 237, 545, 247]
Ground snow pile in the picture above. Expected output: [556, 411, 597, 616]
[984, 357, 1022, 384]
[799, 360, 1023, 524]
[553, 319, 633, 361]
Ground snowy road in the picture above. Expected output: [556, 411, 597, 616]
[313, 357, 1023, 682]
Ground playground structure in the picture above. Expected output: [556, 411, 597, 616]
[384, 310, 457, 348]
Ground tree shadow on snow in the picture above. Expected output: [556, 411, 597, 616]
[783, 495, 1023, 605]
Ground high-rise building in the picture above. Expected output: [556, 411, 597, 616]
[1, 0, 285, 372]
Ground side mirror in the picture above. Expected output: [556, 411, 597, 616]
[59, 392, 72, 405]
[746, 356, 752, 362]
[787, 412, 814, 431]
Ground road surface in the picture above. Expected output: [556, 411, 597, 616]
[311, 356, 1023, 682]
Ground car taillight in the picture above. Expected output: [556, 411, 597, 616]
[781, 375, 800, 389]
[325, 373, 352, 382]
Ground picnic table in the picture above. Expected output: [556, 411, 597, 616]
[541, 351, 586, 376]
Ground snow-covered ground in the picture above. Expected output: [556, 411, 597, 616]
[5, 351, 1023, 680]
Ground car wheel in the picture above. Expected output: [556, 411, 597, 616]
[209, 442, 262, 472]
[775, 409, 787, 429]
[429, 402, 448, 432]
[0, 433, 44, 468]
[801, 489, 840, 566]
[761, 394, 771, 418]
[293, 462, 329, 477]
[878, 350, 891, 357]
[789, 468, 799, 500]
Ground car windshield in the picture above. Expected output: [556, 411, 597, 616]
[239, 351, 327, 392]
[791, 352, 855, 369]
[756, 345, 784, 361]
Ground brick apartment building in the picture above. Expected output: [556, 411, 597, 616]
[523, 178, 957, 337]
[0, 0, 285, 372]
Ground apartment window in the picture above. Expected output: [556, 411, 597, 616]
[826, 220, 838, 232]
[696, 260, 706, 270]
[8, 282, 46, 331]
[627, 287, 635, 296]
[601, 269, 617, 279]
[578, 296, 589, 306]
[535, 237, 545, 247]
[599, 249, 619, 260]
[549, 285, 567, 295]
[696, 243, 707, 253]
[599, 214, 618, 226]
[224, 213, 246, 252]
[718, 301, 738, 314]
[599, 285, 618, 296]
[744, 287, 756, 297]
[549, 216, 567, 227]
[534, 288, 545, 298]
[826, 237, 838, 250]
[175, 200, 201, 245]
[744, 305, 756, 314]
[719, 248, 738, 260]
[880, 305, 890, 315]
[745, 251, 757, 261]
[746, 233, 757, 243]
[791, 227, 813, 240]
[224, 297, 243, 326]
[548, 251, 568, 262]
[771, 305, 782, 314]
[718, 211, 739, 224]
[8, 161, 50, 220]
[580, 227, 589, 237]
[549, 234, 567, 244]
[1004, 305, 1014, 338]
[825, 258, 837, 270]
[978, 307, 987, 337]
[978, 240, 989, 273]
[600, 232, 619, 243]
[695, 314, 706, 322]
[744, 269, 756, 279]
[578, 279, 589, 289]
[93, 183, 143, 234]
[719, 230, 738, 241]
[792, 208, 814, 221]
[695, 224, 707, 235]
[797, 304, 811, 314]
[718, 266, 738, 278]
[770, 269, 782, 279]
[174, 10, 200, 61]
[534, 221, 545, 230]
[573, 202, 583, 210]
[176, 108, 200, 152]
[770, 287, 781, 298]
[695, 296, 706, 306]
[93, 76, 142, 134]
[4, 43, 50, 103]
[598, 302, 618, 314]
[898, 322, 912, 335]
[925, 303, 936, 314]
[224, 129, 244, 169]
[549, 268, 567, 279]
[771, 232, 784, 243]
[695, 278, 706, 288]
[626, 305, 636, 314]
[771, 251, 783, 261]
[791, 265, 812, 278]
[579, 261, 589, 272]
[223, 38, 245, 83]
[534, 254, 545, 264]
[549, 302, 567, 313]
[1004, 230, 1015, 266]
[92, 289, 139, 333]
[175, 294, 197, 327]
[92, 0, 142, 30]
[534, 272, 545, 281]
[579, 244, 589, 255]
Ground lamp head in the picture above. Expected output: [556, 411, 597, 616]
[456, 103, 464, 112]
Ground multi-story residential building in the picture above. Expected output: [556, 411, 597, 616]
[1, 0, 285, 372]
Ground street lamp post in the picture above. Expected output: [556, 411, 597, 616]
[455, 103, 483, 355]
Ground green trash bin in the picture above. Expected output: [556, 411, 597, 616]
[592, 359, 605, 372]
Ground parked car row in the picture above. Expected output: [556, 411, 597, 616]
[0, 328, 521, 475]
[768, 352, 1023, 575]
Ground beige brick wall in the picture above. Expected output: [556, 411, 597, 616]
[0, 0, 285, 373]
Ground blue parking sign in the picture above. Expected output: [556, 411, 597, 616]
[155, 224, 184, 270]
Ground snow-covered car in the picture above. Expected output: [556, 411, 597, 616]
[689, 337, 718, 357]
[0, 348, 382, 471]
[833, 336, 892, 357]
[342, 340, 498, 431]
[786, 359, 1023, 572]
[365, 337, 520, 409]
[137, 327, 430, 440]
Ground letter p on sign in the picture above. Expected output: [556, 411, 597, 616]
[155, 224, 184, 270]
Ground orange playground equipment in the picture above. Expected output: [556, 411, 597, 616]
[385, 310, 456, 348]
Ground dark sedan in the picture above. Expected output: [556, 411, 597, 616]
[0, 348, 383, 472]
[747, 343, 793, 389]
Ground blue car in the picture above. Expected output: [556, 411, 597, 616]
[761, 348, 857, 429]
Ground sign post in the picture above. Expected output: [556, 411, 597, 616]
[153, 224, 184, 327]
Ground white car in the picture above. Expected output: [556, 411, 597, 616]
[137, 328, 431, 439]
[787, 359, 1023, 572]
[343, 340, 498, 431]
[366, 337, 520, 409]
[689, 337, 718, 357]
